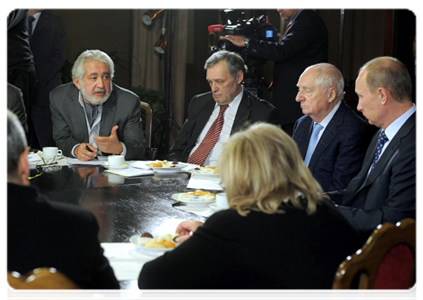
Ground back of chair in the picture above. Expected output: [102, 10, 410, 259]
[8, 267, 79, 289]
[140, 101, 153, 148]
[332, 218, 415, 289]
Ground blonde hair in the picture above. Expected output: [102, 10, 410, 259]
[218, 123, 323, 217]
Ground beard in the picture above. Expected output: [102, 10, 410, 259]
[80, 83, 113, 105]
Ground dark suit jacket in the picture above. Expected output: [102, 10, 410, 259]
[167, 89, 279, 162]
[7, 9, 34, 73]
[327, 112, 416, 240]
[7, 83, 28, 134]
[292, 101, 373, 192]
[30, 11, 67, 107]
[138, 198, 362, 289]
[50, 82, 146, 160]
[247, 9, 328, 125]
[7, 182, 119, 289]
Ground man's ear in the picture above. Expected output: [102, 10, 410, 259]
[236, 70, 244, 85]
[18, 147, 30, 185]
[73, 77, 81, 90]
[378, 87, 389, 105]
[327, 87, 337, 103]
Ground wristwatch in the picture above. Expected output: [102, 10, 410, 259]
[244, 38, 250, 48]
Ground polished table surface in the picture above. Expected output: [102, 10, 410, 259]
[29, 164, 209, 289]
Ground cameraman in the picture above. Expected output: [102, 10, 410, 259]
[221, 9, 328, 136]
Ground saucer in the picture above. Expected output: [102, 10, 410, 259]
[209, 202, 227, 211]
[103, 162, 129, 170]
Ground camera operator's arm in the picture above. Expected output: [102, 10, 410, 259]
[221, 10, 327, 63]
[220, 35, 247, 48]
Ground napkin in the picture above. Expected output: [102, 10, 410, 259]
[173, 205, 214, 217]
[101, 243, 155, 281]
[187, 174, 223, 191]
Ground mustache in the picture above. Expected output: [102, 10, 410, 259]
[93, 88, 107, 93]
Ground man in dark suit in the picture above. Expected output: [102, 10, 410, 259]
[7, 9, 37, 147]
[29, 9, 67, 148]
[220, 9, 328, 135]
[292, 63, 373, 192]
[7, 110, 119, 289]
[167, 50, 279, 165]
[326, 57, 416, 241]
[50, 49, 146, 161]
[7, 83, 28, 135]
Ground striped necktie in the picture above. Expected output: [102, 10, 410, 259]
[187, 105, 228, 166]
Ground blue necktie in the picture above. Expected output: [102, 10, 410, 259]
[304, 123, 323, 166]
[370, 130, 389, 171]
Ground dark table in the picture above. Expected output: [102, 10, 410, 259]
[30, 164, 208, 290]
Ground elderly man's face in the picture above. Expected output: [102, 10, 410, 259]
[74, 60, 112, 105]
[295, 68, 332, 122]
[206, 60, 243, 106]
[356, 70, 382, 127]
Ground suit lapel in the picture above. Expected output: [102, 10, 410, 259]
[308, 102, 346, 170]
[296, 118, 313, 158]
[31, 11, 48, 42]
[99, 86, 117, 136]
[342, 112, 416, 206]
[231, 91, 252, 134]
[69, 86, 89, 142]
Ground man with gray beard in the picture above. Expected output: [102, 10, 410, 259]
[50, 49, 146, 160]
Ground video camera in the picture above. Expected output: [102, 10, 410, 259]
[209, 9, 279, 95]
[210, 9, 278, 54]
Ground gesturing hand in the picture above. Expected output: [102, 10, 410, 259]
[93, 125, 123, 155]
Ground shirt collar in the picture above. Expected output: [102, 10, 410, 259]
[384, 104, 416, 141]
[317, 100, 342, 128]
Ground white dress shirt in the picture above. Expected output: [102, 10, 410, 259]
[189, 87, 244, 166]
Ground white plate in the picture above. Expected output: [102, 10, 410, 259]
[187, 168, 220, 179]
[130, 235, 177, 257]
[103, 162, 129, 170]
[209, 202, 226, 211]
[148, 162, 188, 173]
[172, 193, 216, 206]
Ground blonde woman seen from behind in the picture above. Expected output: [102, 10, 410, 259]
[138, 123, 362, 289]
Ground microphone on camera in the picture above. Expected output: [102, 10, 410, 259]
[208, 25, 224, 33]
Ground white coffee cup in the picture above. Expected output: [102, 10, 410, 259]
[42, 147, 62, 160]
[108, 155, 125, 167]
[216, 193, 229, 209]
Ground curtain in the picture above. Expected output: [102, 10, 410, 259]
[132, 9, 188, 153]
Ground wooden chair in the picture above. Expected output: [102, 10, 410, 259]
[8, 267, 79, 289]
[140, 101, 157, 160]
[332, 218, 415, 289]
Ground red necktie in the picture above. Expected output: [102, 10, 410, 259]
[285, 21, 292, 34]
[187, 105, 228, 166]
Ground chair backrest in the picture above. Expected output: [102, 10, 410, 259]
[8, 267, 79, 289]
[332, 218, 415, 289]
[140, 101, 153, 148]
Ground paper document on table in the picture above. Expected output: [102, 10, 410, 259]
[187, 174, 223, 191]
[101, 243, 155, 281]
[67, 157, 106, 165]
[104, 167, 154, 177]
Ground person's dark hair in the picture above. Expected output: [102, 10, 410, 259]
[204, 50, 247, 80]
[7, 110, 27, 176]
